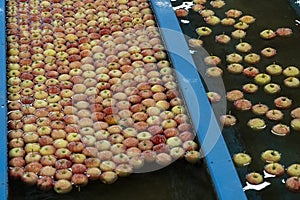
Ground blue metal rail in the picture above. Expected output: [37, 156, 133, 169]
[150, 1, 247, 199]
[0, 0, 8, 199]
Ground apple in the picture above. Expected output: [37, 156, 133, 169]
[138, 140, 154, 151]
[37, 126, 52, 136]
[115, 164, 133, 177]
[37, 176, 54, 191]
[148, 125, 163, 135]
[22, 114, 39, 124]
[100, 160, 116, 172]
[110, 143, 127, 155]
[185, 150, 201, 163]
[21, 172, 38, 186]
[24, 152, 41, 163]
[50, 120, 66, 129]
[156, 153, 172, 166]
[100, 171, 118, 184]
[123, 137, 139, 148]
[8, 130, 23, 140]
[136, 131, 152, 141]
[24, 142, 41, 153]
[97, 150, 113, 161]
[8, 120, 24, 130]
[152, 92, 167, 101]
[9, 157, 26, 167]
[175, 114, 189, 124]
[163, 128, 179, 138]
[156, 100, 170, 111]
[130, 103, 146, 113]
[68, 142, 84, 153]
[86, 167, 101, 180]
[54, 179, 73, 194]
[142, 98, 156, 107]
[133, 121, 148, 131]
[77, 110, 91, 118]
[51, 130, 67, 140]
[34, 108, 49, 117]
[132, 112, 148, 122]
[79, 127, 95, 136]
[162, 119, 177, 129]
[146, 116, 162, 126]
[107, 125, 123, 134]
[9, 167, 24, 180]
[39, 166, 56, 177]
[9, 138, 24, 148]
[112, 153, 130, 165]
[127, 146, 142, 157]
[24, 162, 42, 173]
[166, 136, 182, 148]
[141, 150, 156, 162]
[93, 121, 109, 130]
[153, 143, 170, 154]
[66, 133, 81, 142]
[55, 148, 72, 159]
[8, 101, 22, 111]
[40, 155, 57, 166]
[122, 128, 138, 138]
[82, 157, 100, 168]
[71, 174, 88, 187]
[170, 147, 185, 159]
[71, 163, 87, 174]
[178, 123, 191, 132]
[82, 146, 98, 157]
[109, 134, 124, 144]
[70, 153, 86, 164]
[55, 159, 72, 170]
[38, 136, 54, 146]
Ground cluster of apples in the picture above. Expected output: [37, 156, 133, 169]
[7, 0, 201, 194]
[183, 0, 298, 134]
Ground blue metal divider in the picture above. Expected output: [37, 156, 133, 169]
[0, 1, 8, 199]
[150, 1, 247, 199]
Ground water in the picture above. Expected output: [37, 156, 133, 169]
[173, 0, 300, 199]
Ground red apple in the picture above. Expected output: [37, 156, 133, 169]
[55, 168, 73, 180]
[21, 172, 38, 186]
[37, 176, 54, 191]
[9, 167, 24, 180]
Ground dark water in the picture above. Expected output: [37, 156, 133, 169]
[175, 0, 300, 199]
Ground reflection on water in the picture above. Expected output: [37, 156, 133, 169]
[180, 19, 190, 24]
[263, 170, 276, 178]
[243, 181, 271, 191]
[172, 1, 193, 10]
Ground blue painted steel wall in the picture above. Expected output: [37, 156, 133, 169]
[150, 0, 247, 199]
[0, 0, 8, 199]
